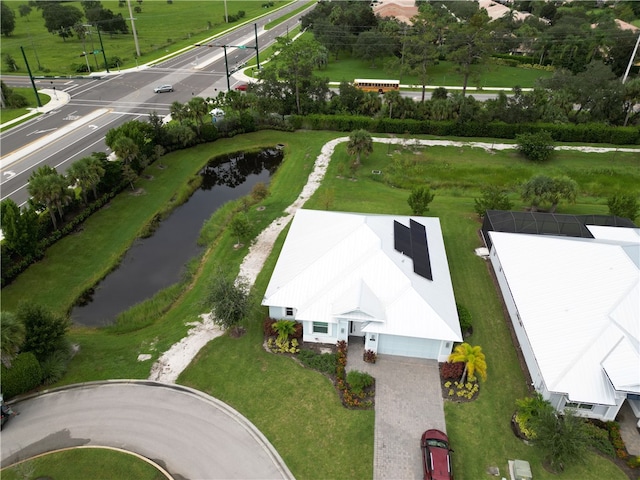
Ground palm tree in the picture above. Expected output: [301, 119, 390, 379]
[187, 96, 210, 136]
[359, 91, 382, 117]
[448, 342, 487, 384]
[346, 129, 373, 169]
[0, 311, 25, 367]
[170, 101, 189, 123]
[67, 155, 104, 205]
[28, 166, 70, 230]
[112, 136, 139, 166]
[383, 89, 402, 118]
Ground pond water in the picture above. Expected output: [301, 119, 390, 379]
[71, 148, 282, 327]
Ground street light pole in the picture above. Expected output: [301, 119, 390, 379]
[223, 45, 230, 91]
[254, 23, 260, 70]
[20, 46, 42, 108]
[622, 32, 640, 84]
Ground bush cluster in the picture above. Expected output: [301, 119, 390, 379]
[584, 421, 615, 458]
[0, 352, 42, 399]
[298, 349, 337, 375]
[605, 421, 629, 459]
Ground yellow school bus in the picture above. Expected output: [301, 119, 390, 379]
[353, 79, 400, 94]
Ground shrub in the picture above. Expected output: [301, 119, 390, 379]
[251, 182, 269, 201]
[363, 349, 377, 363]
[516, 130, 555, 162]
[40, 349, 70, 385]
[0, 352, 42, 399]
[515, 393, 554, 439]
[627, 456, 640, 468]
[407, 186, 435, 215]
[608, 194, 639, 222]
[456, 303, 472, 333]
[585, 421, 615, 458]
[441, 361, 464, 380]
[298, 349, 337, 375]
[263, 317, 276, 337]
[474, 185, 513, 218]
[346, 370, 374, 395]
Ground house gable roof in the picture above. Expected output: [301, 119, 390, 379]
[489, 226, 640, 405]
[263, 209, 461, 342]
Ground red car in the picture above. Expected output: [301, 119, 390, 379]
[234, 83, 248, 91]
[421, 429, 454, 480]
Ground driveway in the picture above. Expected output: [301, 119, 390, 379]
[0, 381, 293, 480]
[347, 341, 446, 480]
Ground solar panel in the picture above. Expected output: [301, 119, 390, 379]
[410, 219, 433, 280]
[394, 220, 412, 256]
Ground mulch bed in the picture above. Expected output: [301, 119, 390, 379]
[438, 363, 480, 403]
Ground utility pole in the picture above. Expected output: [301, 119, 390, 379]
[20, 46, 42, 108]
[127, 0, 141, 58]
[224, 0, 228, 23]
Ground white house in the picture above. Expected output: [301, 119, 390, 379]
[488, 225, 640, 422]
[262, 209, 462, 361]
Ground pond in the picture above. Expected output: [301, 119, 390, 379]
[71, 148, 282, 327]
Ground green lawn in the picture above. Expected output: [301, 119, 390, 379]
[0, 448, 167, 480]
[1, 132, 635, 479]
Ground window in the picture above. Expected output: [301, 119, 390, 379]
[565, 402, 594, 411]
[285, 307, 294, 316]
[312, 322, 328, 334]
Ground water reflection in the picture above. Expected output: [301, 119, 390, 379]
[71, 148, 283, 327]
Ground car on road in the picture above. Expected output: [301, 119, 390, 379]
[421, 429, 454, 480]
[154, 85, 174, 93]
[234, 83, 248, 91]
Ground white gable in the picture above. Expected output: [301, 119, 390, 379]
[263, 210, 462, 342]
[489, 227, 640, 405]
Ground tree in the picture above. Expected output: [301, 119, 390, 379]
[448, 342, 487, 384]
[186, 97, 210, 137]
[41, 3, 83, 41]
[521, 174, 578, 212]
[0, 199, 40, 257]
[474, 186, 513, 218]
[17, 303, 69, 362]
[18, 4, 32, 19]
[383, 89, 403, 119]
[272, 320, 297, 342]
[0, 311, 25, 368]
[346, 129, 373, 169]
[27, 166, 71, 230]
[407, 186, 435, 215]
[353, 30, 394, 69]
[608, 194, 639, 221]
[67, 155, 105, 204]
[205, 268, 253, 332]
[516, 131, 555, 162]
[530, 409, 590, 472]
[1, 1, 16, 37]
[447, 10, 493, 96]
[230, 213, 251, 247]
[112, 136, 139, 166]
[401, 8, 439, 102]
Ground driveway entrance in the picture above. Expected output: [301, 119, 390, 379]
[346, 342, 446, 479]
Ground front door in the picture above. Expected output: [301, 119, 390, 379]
[349, 321, 365, 337]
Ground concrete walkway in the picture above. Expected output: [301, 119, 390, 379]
[347, 340, 445, 480]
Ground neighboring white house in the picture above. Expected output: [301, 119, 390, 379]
[262, 209, 462, 361]
[488, 225, 640, 422]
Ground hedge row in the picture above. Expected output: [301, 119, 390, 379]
[290, 115, 640, 145]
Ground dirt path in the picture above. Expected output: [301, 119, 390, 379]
[148, 137, 640, 383]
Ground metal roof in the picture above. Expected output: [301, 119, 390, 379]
[263, 210, 462, 342]
[489, 226, 640, 405]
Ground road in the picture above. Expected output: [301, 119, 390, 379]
[0, 381, 294, 479]
[0, 2, 313, 207]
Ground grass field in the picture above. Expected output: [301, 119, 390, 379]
[0, 448, 167, 480]
[320, 56, 553, 88]
[1, 130, 636, 479]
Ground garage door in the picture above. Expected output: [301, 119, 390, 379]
[377, 335, 441, 359]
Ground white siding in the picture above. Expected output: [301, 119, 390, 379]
[378, 334, 442, 360]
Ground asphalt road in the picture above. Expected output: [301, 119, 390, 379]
[0, 2, 313, 207]
[0, 381, 294, 480]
